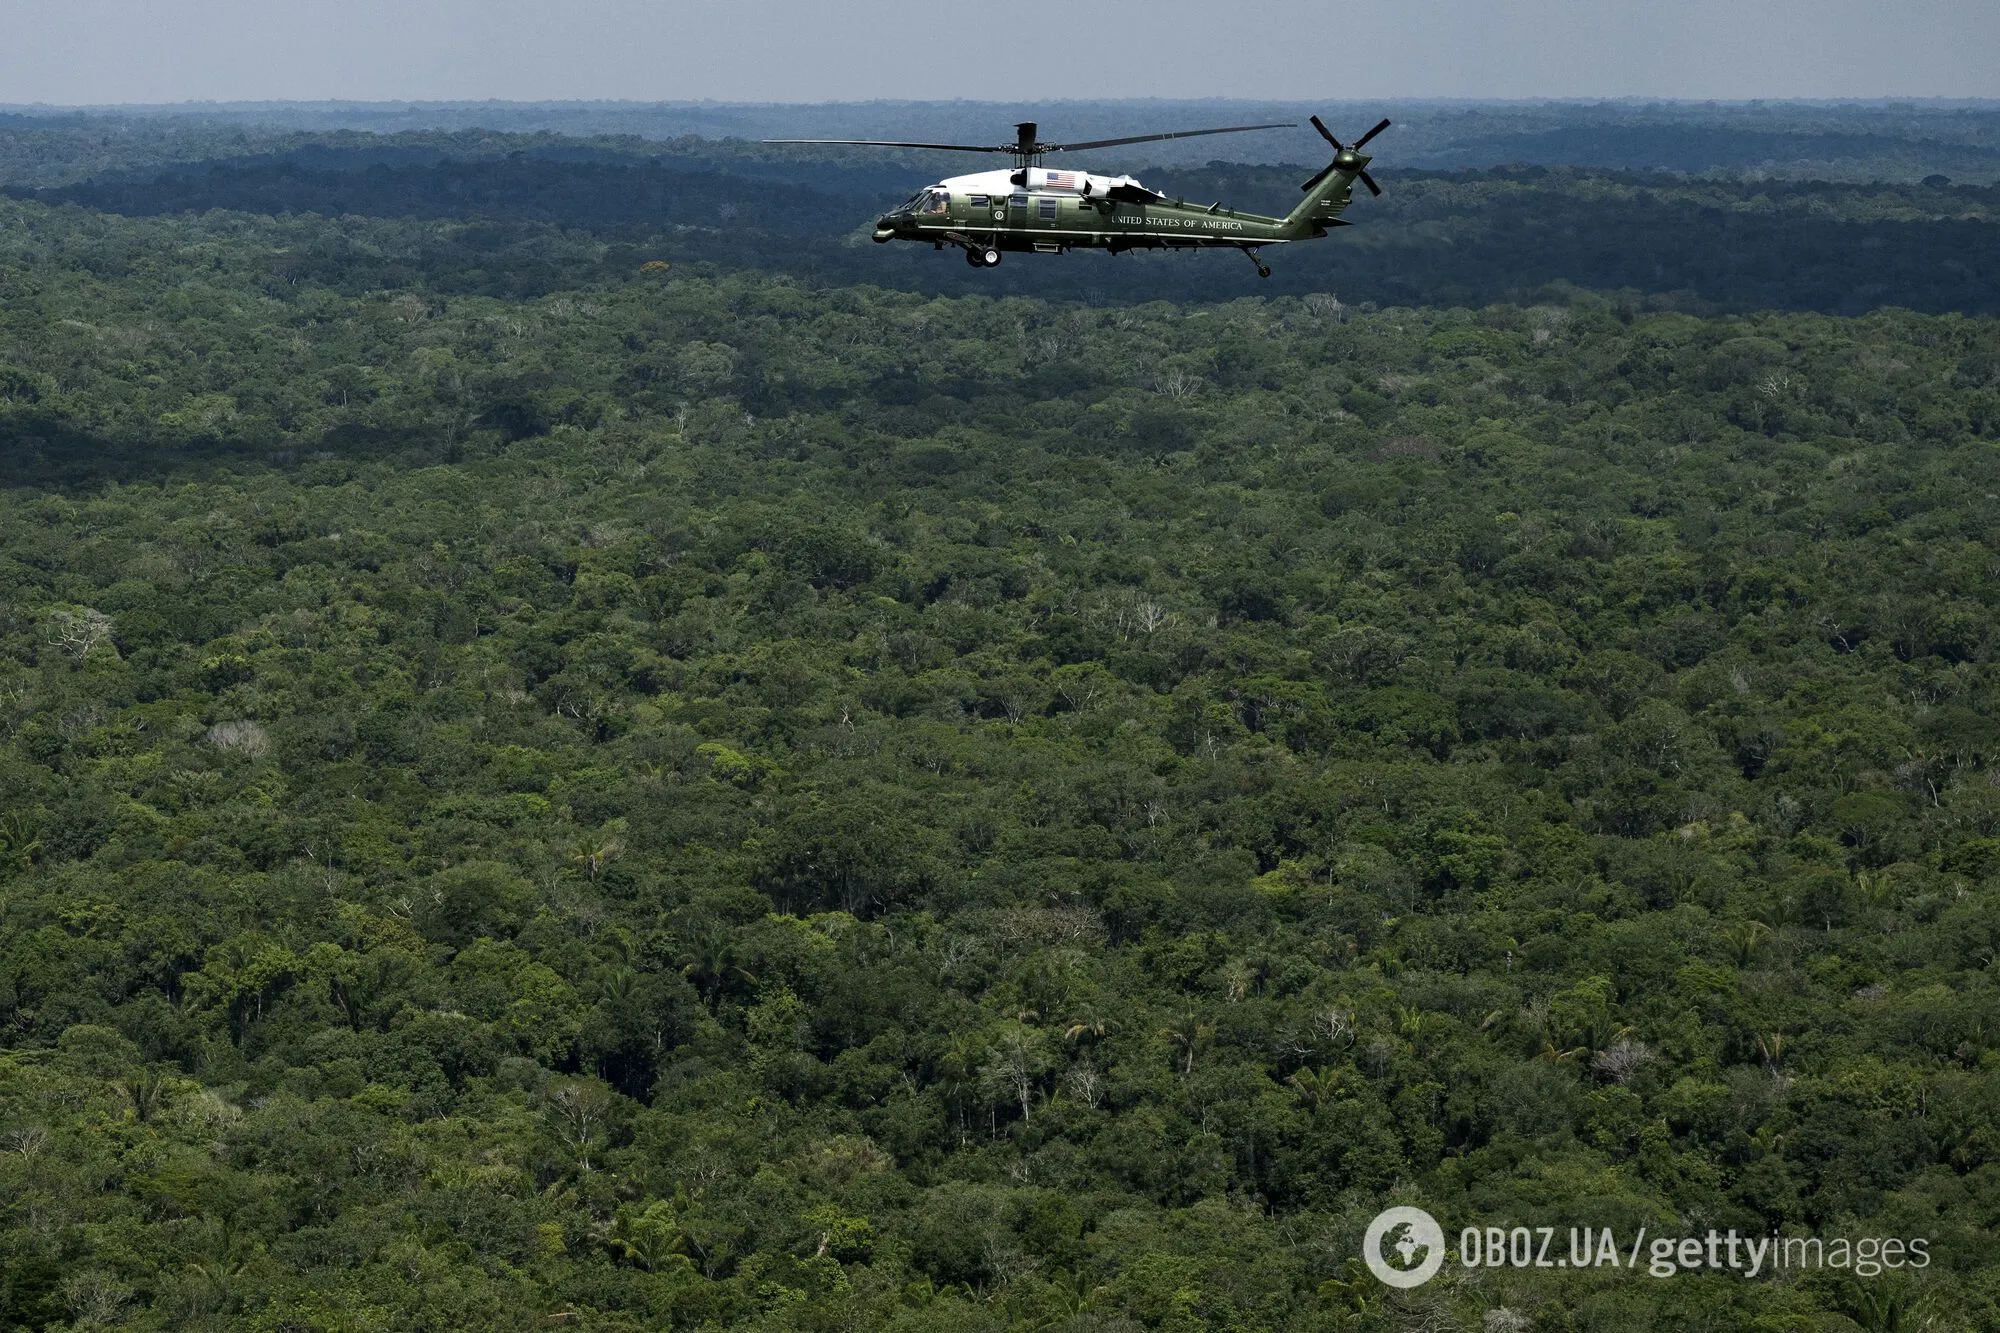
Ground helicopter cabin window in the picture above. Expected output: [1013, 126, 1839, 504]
[967, 195, 989, 208]
[1010, 192, 1028, 210]
[1036, 197, 1059, 220]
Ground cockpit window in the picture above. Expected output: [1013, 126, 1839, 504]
[895, 189, 949, 216]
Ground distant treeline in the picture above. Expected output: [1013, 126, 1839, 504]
[7, 99, 2000, 182]
[12, 140, 2000, 314]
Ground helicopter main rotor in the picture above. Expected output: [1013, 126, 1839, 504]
[764, 119, 1296, 167]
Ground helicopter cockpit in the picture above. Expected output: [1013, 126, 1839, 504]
[891, 189, 951, 216]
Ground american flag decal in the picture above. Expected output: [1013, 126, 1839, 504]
[1043, 172, 1077, 189]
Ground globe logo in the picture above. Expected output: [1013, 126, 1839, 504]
[1363, 1206, 1447, 1288]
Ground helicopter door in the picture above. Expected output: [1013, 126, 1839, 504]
[1009, 191, 1028, 226]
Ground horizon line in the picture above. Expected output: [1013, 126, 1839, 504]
[8, 96, 2000, 114]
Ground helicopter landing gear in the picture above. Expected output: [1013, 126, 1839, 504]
[943, 232, 1003, 268]
[1240, 245, 1272, 279]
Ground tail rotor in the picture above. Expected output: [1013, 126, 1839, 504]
[1300, 115, 1389, 197]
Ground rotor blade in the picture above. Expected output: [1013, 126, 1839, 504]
[1358, 170, 1383, 197]
[1353, 118, 1392, 150]
[1299, 163, 1336, 193]
[760, 138, 1010, 153]
[1309, 115, 1343, 151]
[1043, 122, 1295, 154]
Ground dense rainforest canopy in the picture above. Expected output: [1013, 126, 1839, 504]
[0, 105, 1998, 1332]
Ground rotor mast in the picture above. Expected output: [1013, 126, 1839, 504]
[1014, 122, 1042, 167]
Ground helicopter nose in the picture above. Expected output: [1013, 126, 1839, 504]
[872, 219, 895, 243]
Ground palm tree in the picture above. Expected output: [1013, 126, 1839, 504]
[1287, 1065, 1343, 1108]
[1397, 1006, 1445, 1055]
[1537, 1036, 1587, 1064]
[677, 926, 756, 1007]
[1063, 1009, 1113, 1044]
[1158, 1014, 1216, 1076]
[1721, 920, 1771, 965]
[570, 834, 625, 882]
[115, 1064, 174, 1123]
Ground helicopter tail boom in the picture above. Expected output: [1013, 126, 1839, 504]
[1278, 162, 1361, 239]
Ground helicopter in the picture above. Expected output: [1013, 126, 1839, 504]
[764, 115, 1389, 277]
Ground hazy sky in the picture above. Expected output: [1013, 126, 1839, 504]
[3, 0, 1996, 105]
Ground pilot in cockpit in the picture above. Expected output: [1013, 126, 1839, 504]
[891, 189, 950, 216]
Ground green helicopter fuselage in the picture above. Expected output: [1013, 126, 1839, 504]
[870, 155, 1370, 266]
